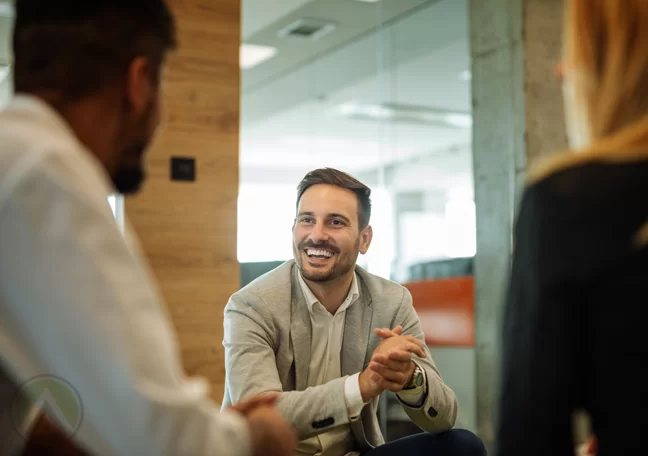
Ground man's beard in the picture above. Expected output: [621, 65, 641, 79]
[301, 261, 355, 283]
[112, 99, 154, 195]
[112, 142, 147, 195]
[295, 239, 359, 283]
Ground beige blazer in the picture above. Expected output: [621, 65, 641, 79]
[221, 260, 458, 452]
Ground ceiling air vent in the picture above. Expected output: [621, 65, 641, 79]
[278, 18, 337, 40]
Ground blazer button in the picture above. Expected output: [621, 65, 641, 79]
[312, 417, 335, 429]
[427, 407, 438, 418]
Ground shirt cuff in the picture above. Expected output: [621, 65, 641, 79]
[396, 361, 427, 408]
[215, 409, 254, 456]
[344, 373, 367, 420]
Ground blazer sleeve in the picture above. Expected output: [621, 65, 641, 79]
[495, 184, 587, 456]
[222, 293, 351, 440]
[393, 288, 458, 432]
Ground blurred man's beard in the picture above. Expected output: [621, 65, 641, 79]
[112, 100, 154, 195]
[112, 159, 146, 195]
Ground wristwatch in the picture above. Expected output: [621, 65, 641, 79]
[403, 362, 424, 390]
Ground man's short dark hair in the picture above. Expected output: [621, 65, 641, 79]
[296, 168, 372, 229]
[13, 0, 177, 99]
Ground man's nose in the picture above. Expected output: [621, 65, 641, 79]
[309, 222, 329, 243]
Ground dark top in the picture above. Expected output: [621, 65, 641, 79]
[496, 159, 648, 456]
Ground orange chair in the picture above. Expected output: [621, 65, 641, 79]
[402, 277, 475, 347]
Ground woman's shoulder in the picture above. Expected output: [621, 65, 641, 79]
[524, 147, 648, 206]
[517, 147, 648, 257]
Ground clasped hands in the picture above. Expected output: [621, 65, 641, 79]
[227, 393, 296, 456]
[359, 325, 427, 402]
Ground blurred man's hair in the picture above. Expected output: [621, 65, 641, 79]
[13, 0, 177, 99]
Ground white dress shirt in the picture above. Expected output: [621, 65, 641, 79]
[295, 273, 425, 456]
[296, 272, 363, 456]
[0, 95, 251, 456]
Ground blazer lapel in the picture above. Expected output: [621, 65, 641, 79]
[290, 267, 312, 391]
[342, 289, 373, 376]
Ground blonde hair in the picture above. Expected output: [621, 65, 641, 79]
[527, 0, 648, 183]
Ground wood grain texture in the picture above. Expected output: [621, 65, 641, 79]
[125, 0, 240, 402]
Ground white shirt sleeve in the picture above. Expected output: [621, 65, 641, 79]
[0, 153, 252, 456]
[344, 374, 367, 420]
[396, 361, 427, 407]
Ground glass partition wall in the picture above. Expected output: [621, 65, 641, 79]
[239, 0, 474, 282]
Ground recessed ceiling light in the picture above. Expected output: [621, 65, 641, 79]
[240, 44, 278, 70]
[277, 18, 337, 40]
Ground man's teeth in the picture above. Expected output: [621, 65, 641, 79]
[306, 248, 334, 258]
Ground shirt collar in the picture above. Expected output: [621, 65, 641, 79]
[297, 271, 360, 315]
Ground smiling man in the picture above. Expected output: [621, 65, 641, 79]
[222, 168, 485, 456]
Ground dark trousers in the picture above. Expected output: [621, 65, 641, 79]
[364, 429, 486, 456]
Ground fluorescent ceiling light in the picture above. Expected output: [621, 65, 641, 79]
[353, 0, 381, 3]
[240, 44, 277, 70]
[334, 101, 472, 129]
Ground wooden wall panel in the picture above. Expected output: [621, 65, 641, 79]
[125, 0, 240, 402]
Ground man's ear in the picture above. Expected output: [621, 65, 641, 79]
[359, 225, 373, 254]
[125, 56, 153, 115]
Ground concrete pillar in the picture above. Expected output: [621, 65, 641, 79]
[469, 0, 567, 450]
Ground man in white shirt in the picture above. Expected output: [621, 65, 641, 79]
[0, 1, 295, 455]
[222, 168, 486, 455]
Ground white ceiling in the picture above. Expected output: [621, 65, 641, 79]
[241, 0, 431, 90]
[240, 0, 473, 197]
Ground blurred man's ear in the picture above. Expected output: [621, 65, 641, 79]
[125, 57, 154, 116]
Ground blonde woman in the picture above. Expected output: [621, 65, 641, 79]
[496, 1, 648, 455]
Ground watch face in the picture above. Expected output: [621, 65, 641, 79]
[414, 371, 424, 387]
